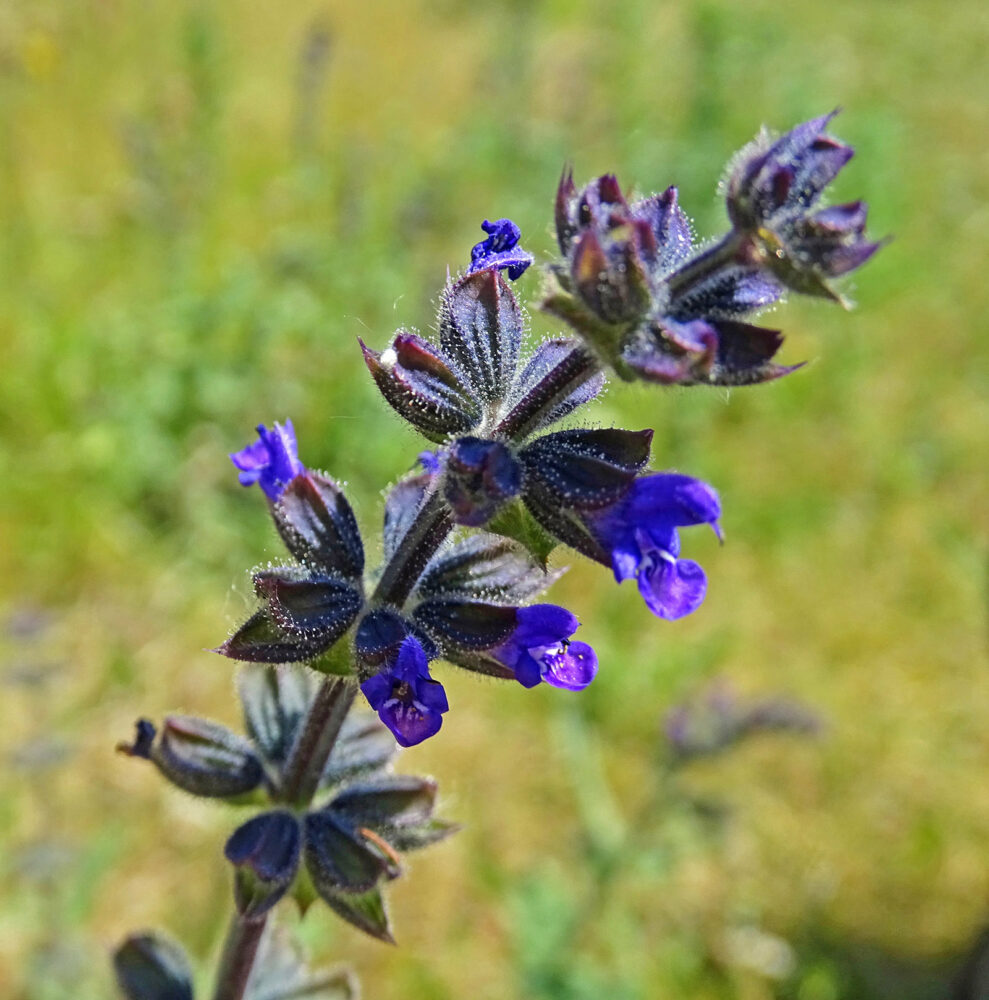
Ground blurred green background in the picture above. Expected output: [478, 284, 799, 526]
[0, 1, 986, 998]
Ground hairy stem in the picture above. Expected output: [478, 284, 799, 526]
[663, 230, 745, 299]
[213, 913, 267, 1000]
[371, 487, 454, 607]
[212, 675, 356, 999]
[279, 674, 357, 807]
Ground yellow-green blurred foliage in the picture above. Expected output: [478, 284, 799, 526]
[0, 1, 986, 998]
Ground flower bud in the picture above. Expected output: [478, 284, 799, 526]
[443, 437, 522, 527]
[438, 268, 522, 403]
[360, 332, 480, 442]
[304, 810, 399, 895]
[273, 471, 364, 581]
[725, 112, 881, 302]
[113, 932, 194, 1000]
[143, 716, 264, 799]
[225, 810, 303, 918]
[252, 569, 362, 645]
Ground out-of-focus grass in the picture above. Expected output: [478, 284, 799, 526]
[0, 1, 986, 998]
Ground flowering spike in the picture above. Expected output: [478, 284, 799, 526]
[225, 810, 303, 918]
[665, 682, 821, 761]
[468, 218, 534, 281]
[231, 422, 305, 502]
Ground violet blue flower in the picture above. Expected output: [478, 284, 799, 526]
[360, 636, 449, 747]
[490, 604, 597, 690]
[230, 421, 305, 502]
[468, 218, 534, 281]
[587, 474, 722, 620]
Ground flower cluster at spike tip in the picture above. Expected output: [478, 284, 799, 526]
[119, 112, 882, 967]
[218, 113, 880, 750]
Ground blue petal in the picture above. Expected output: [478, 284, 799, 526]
[637, 555, 707, 620]
[360, 673, 394, 711]
[468, 218, 533, 280]
[416, 676, 450, 714]
[512, 650, 543, 689]
[541, 640, 598, 691]
[379, 700, 444, 748]
[513, 605, 579, 647]
[395, 636, 429, 680]
[625, 474, 721, 530]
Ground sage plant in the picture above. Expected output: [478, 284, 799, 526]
[114, 112, 880, 1000]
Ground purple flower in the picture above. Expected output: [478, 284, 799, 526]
[443, 437, 522, 526]
[360, 636, 449, 747]
[417, 450, 442, 475]
[587, 474, 721, 620]
[230, 421, 305, 502]
[490, 605, 597, 691]
[468, 218, 534, 281]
